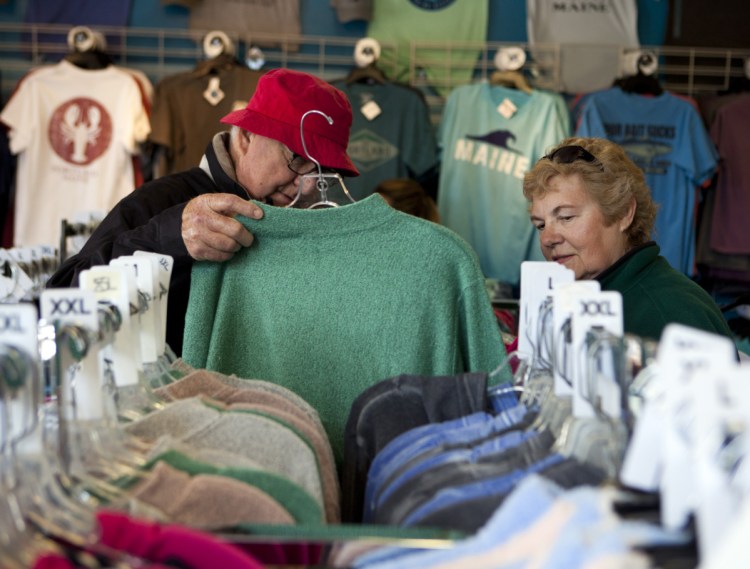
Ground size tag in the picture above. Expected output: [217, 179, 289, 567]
[40, 288, 101, 422]
[569, 290, 623, 418]
[657, 324, 738, 530]
[0, 303, 41, 456]
[80, 266, 140, 388]
[134, 252, 173, 354]
[111, 256, 159, 364]
[518, 261, 574, 361]
[551, 281, 600, 396]
[361, 100, 382, 121]
[497, 98, 518, 119]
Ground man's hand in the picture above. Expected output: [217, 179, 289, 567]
[182, 194, 264, 261]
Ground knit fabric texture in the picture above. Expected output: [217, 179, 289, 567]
[182, 195, 508, 463]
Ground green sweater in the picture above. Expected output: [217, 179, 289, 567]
[597, 242, 733, 342]
[183, 195, 508, 461]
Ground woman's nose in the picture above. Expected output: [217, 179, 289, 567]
[541, 225, 562, 248]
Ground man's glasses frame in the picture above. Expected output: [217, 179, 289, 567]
[287, 152, 318, 176]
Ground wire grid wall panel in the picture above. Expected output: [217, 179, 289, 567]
[1, 24, 750, 120]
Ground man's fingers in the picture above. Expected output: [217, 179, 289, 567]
[207, 194, 264, 220]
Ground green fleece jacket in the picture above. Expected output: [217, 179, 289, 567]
[597, 242, 732, 342]
[182, 195, 508, 462]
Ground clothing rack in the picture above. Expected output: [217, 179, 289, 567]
[2, 22, 750, 115]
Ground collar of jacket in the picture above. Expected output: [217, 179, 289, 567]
[200, 132, 251, 199]
[596, 241, 659, 289]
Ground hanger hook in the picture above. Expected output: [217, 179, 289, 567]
[300, 109, 333, 180]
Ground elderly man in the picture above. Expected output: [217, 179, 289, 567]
[48, 69, 359, 355]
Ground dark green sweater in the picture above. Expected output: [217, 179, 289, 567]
[597, 242, 732, 342]
[183, 195, 508, 462]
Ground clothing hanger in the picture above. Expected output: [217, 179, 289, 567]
[489, 70, 532, 94]
[286, 109, 356, 209]
[64, 26, 112, 70]
[615, 51, 663, 95]
[345, 37, 387, 85]
[490, 46, 532, 94]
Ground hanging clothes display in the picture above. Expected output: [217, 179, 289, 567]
[0, 59, 150, 248]
[149, 52, 265, 176]
[436, 83, 570, 286]
[330, 74, 438, 200]
[576, 87, 719, 276]
[526, 0, 640, 94]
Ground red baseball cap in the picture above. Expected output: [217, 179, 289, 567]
[221, 68, 359, 177]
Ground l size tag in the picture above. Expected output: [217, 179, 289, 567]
[497, 98, 517, 119]
[361, 100, 382, 121]
[134, 252, 173, 354]
[518, 261, 574, 361]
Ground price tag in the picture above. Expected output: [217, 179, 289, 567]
[497, 98, 517, 119]
[361, 100, 382, 121]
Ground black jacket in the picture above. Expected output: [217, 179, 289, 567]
[47, 134, 248, 355]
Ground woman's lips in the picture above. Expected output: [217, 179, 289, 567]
[553, 255, 573, 264]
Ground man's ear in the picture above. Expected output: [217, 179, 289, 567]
[619, 197, 637, 232]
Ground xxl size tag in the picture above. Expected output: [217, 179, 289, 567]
[570, 290, 623, 419]
[518, 262, 574, 361]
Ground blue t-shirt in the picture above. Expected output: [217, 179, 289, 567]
[576, 88, 718, 275]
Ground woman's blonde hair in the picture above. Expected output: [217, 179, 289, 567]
[522, 137, 657, 247]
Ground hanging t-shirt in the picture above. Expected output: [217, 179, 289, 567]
[709, 94, 750, 255]
[366, 0, 488, 96]
[0, 60, 150, 247]
[576, 87, 718, 275]
[526, 0, 640, 94]
[187, 0, 301, 49]
[150, 54, 264, 175]
[25, 0, 132, 26]
[330, 79, 438, 200]
[437, 83, 570, 285]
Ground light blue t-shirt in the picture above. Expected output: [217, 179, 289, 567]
[437, 83, 570, 285]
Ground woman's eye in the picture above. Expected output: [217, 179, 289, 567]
[534, 224, 544, 231]
[560, 216, 575, 222]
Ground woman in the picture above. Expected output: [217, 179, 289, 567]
[523, 136, 732, 342]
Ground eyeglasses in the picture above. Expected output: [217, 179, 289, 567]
[542, 145, 604, 171]
[287, 152, 318, 176]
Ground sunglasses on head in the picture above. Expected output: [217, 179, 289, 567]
[542, 145, 604, 171]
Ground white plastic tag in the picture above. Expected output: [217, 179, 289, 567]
[203, 76, 225, 106]
[518, 261, 574, 360]
[657, 324, 738, 530]
[551, 280, 600, 396]
[570, 290, 623, 419]
[0, 303, 42, 456]
[40, 288, 101, 422]
[79, 266, 140, 388]
[110, 256, 159, 364]
[498, 98, 517, 119]
[134, 252, 173, 354]
[361, 100, 382, 121]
